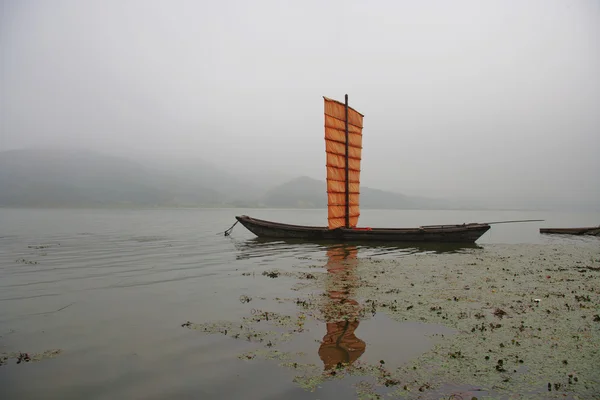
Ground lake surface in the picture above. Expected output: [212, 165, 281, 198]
[0, 208, 598, 399]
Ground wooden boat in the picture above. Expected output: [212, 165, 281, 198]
[233, 94, 494, 244]
[235, 215, 490, 243]
[540, 226, 600, 236]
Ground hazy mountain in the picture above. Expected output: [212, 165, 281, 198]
[3, 149, 594, 211]
[261, 176, 451, 210]
[0, 149, 455, 209]
[130, 155, 269, 202]
[0, 149, 223, 207]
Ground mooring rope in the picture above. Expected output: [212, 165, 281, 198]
[223, 220, 239, 236]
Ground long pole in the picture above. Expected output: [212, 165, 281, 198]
[421, 219, 545, 228]
[344, 94, 350, 228]
[482, 219, 544, 225]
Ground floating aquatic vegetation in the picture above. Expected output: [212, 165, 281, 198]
[261, 269, 320, 281]
[493, 308, 507, 318]
[341, 244, 600, 399]
[238, 349, 294, 361]
[0, 349, 62, 366]
[186, 243, 600, 398]
[263, 270, 280, 278]
[354, 380, 384, 400]
[15, 258, 38, 265]
[299, 272, 317, 280]
[239, 295, 252, 303]
[181, 308, 312, 347]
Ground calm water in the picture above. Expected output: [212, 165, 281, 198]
[0, 208, 598, 399]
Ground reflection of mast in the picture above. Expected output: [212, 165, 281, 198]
[318, 245, 366, 370]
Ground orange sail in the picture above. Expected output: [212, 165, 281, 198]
[324, 96, 364, 230]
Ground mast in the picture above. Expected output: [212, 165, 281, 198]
[344, 94, 350, 229]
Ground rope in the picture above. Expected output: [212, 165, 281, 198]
[223, 220, 239, 236]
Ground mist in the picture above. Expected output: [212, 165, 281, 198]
[1, 0, 599, 210]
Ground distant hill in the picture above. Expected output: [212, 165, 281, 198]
[0, 148, 478, 210]
[0, 149, 224, 207]
[260, 176, 448, 209]
[133, 156, 269, 203]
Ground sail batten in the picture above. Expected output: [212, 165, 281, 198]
[324, 96, 363, 230]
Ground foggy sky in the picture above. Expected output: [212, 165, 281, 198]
[1, 0, 599, 205]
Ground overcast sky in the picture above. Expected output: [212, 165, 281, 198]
[1, 0, 599, 205]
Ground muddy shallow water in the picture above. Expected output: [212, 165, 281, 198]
[1, 208, 599, 399]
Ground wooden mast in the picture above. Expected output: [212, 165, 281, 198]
[344, 94, 350, 229]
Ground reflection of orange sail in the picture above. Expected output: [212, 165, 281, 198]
[318, 246, 366, 370]
[324, 96, 364, 230]
[319, 319, 364, 370]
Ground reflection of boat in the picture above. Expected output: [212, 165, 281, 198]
[233, 95, 491, 244]
[232, 236, 481, 260]
[318, 245, 366, 370]
[540, 226, 600, 236]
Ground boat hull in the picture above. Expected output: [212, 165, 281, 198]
[235, 215, 490, 243]
[540, 227, 600, 236]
